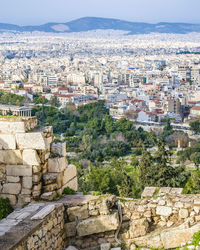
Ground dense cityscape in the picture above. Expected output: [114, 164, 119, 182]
[1, 0, 200, 248]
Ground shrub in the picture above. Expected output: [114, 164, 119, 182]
[62, 187, 76, 195]
[0, 198, 13, 220]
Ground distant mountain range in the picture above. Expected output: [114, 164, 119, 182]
[1, 17, 200, 35]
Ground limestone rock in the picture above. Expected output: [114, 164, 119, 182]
[6, 176, 20, 183]
[3, 150, 23, 165]
[0, 121, 26, 133]
[22, 149, 41, 166]
[22, 176, 32, 189]
[43, 183, 58, 192]
[130, 218, 149, 238]
[179, 208, 189, 219]
[77, 213, 119, 236]
[48, 157, 67, 173]
[134, 233, 163, 249]
[101, 243, 111, 250]
[31, 204, 55, 220]
[16, 132, 47, 150]
[0, 134, 16, 149]
[62, 177, 78, 192]
[156, 206, 172, 217]
[6, 165, 32, 176]
[2, 183, 21, 195]
[51, 142, 66, 157]
[160, 223, 200, 249]
[141, 187, 157, 198]
[65, 222, 76, 237]
[67, 204, 89, 221]
[63, 165, 77, 185]
[41, 191, 56, 201]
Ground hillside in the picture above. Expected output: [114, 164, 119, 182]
[1, 17, 200, 34]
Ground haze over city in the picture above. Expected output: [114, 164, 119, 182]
[1, 0, 200, 25]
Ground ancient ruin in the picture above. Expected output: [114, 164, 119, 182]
[0, 116, 78, 206]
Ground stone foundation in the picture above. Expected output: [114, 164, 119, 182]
[0, 117, 78, 206]
[1, 191, 200, 249]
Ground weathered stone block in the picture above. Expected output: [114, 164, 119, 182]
[32, 183, 42, 191]
[3, 150, 23, 165]
[22, 149, 41, 166]
[32, 165, 41, 174]
[6, 165, 32, 176]
[43, 173, 57, 185]
[16, 133, 47, 150]
[130, 218, 149, 238]
[101, 243, 111, 250]
[22, 176, 33, 189]
[77, 213, 119, 236]
[65, 222, 76, 237]
[134, 233, 162, 249]
[41, 191, 56, 201]
[6, 176, 20, 183]
[67, 204, 89, 221]
[179, 208, 189, 219]
[170, 188, 183, 195]
[2, 183, 21, 195]
[156, 206, 172, 217]
[0, 134, 16, 149]
[43, 183, 58, 192]
[141, 187, 157, 198]
[161, 223, 200, 249]
[0, 121, 25, 133]
[63, 164, 77, 185]
[31, 204, 55, 220]
[32, 172, 42, 183]
[21, 188, 32, 195]
[48, 157, 67, 173]
[51, 142, 66, 157]
[62, 177, 78, 192]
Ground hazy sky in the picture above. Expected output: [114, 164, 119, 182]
[1, 0, 200, 25]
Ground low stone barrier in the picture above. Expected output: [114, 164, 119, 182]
[1, 191, 200, 249]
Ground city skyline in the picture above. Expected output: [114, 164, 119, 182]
[1, 0, 200, 26]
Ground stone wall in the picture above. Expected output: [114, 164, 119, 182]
[1, 191, 200, 249]
[0, 117, 78, 206]
[0, 202, 65, 250]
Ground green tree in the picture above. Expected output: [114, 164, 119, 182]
[190, 120, 200, 134]
[184, 170, 200, 194]
[104, 115, 115, 135]
[190, 152, 200, 169]
[138, 146, 154, 190]
[33, 96, 48, 105]
[49, 95, 60, 107]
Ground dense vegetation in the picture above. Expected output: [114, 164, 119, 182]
[32, 101, 151, 162]
[0, 92, 25, 106]
[31, 101, 200, 198]
[0, 198, 13, 221]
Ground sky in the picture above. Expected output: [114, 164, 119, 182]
[1, 0, 200, 25]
